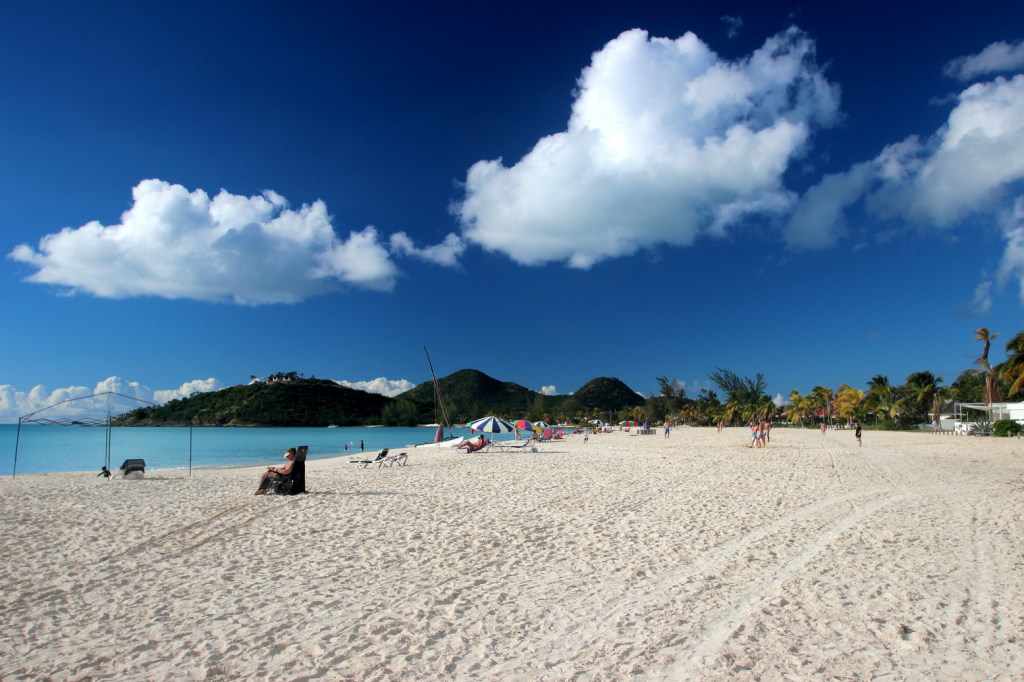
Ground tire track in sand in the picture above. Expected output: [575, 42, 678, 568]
[658, 490, 915, 680]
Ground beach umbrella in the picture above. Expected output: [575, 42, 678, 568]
[534, 420, 550, 429]
[468, 416, 515, 433]
[513, 419, 542, 433]
[620, 420, 639, 426]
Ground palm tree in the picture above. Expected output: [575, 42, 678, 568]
[867, 374, 890, 391]
[723, 401, 742, 425]
[975, 327, 1002, 405]
[786, 390, 814, 427]
[833, 384, 864, 424]
[872, 384, 905, 424]
[999, 331, 1024, 399]
[904, 371, 943, 425]
[810, 386, 835, 426]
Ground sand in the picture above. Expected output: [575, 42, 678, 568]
[1, 427, 1022, 680]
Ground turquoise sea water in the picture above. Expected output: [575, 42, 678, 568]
[1, 425, 516, 476]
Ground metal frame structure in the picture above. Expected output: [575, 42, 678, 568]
[12, 392, 163, 478]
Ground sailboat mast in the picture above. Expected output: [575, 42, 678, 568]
[424, 346, 453, 431]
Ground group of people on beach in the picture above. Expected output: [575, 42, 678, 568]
[748, 421, 772, 448]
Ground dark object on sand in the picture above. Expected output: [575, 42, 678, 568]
[119, 459, 146, 479]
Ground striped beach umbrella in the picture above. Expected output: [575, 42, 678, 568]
[468, 416, 515, 433]
[534, 421, 550, 429]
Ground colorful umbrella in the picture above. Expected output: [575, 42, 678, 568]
[513, 419, 542, 433]
[619, 421, 639, 426]
[468, 416, 515, 433]
[534, 420, 551, 429]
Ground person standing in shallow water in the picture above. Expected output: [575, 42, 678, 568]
[360, 440, 364, 452]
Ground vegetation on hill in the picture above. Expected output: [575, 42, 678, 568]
[395, 369, 536, 425]
[115, 379, 393, 426]
[112, 327, 1024, 430]
[572, 377, 645, 411]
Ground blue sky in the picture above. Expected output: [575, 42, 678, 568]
[2, 1, 1024, 422]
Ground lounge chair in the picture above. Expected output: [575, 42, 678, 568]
[268, 445, 308, 495]
[119, 458, 146, 479]
[493, 440, 533, 452]
[383, 451, 409, 466]
[350, 448, 389, 468]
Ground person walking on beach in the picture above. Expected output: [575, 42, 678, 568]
[855, 422, 862, 447]
[664, 419, 671, 439]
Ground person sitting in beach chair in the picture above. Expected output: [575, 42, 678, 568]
[350, 448, 389, 468]
[457, 435, 486, 450]
[463, 438, 491, 453]
[272, 445, 307, 494]
[256, 446, 307, 495]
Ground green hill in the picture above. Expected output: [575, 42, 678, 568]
[396, 369, 536, 424]
[112, 371, 648, 427]
[114, 379, 393, 427]
[573, 377, 646, 410]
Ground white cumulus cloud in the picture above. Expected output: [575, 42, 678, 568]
[454, 27, 840, 268]
[389, 232, 466, 266]
[8, 179, 429, 304]
[0, 376, 222, 423]
[996, 196, 1024, 304]
[944, 39, 1024, 82]
[335, 377, 415, 397]
[787, 75, 1024, 253]
[539, 385, 558, 395]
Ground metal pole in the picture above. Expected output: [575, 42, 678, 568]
[105, 417, 112, 472]
[189, 426, 193, 477]
[13, 418, 23, 478]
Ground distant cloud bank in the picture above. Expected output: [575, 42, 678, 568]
[455, 27, 840, 268]
[0, 376, 221, 424]
[335, 377, 416, 397]
[9, 180, 461, 305]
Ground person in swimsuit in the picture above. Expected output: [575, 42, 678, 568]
[855, 422, 862, 447]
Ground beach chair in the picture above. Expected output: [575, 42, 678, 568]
[383, 451, 409, 466]
[268, 445, 308, 495]
[350, 449, 389, 468]
[494, 440, 533, 452]
[119, 458, 146, 479]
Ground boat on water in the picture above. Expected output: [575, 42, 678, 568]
[415, 436, 465, 448]
[413, 423, 464, 448]
[417, 349, 463, 449]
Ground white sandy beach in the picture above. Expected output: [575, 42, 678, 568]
[1, 427, 1022, 680]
